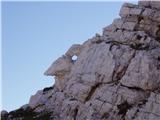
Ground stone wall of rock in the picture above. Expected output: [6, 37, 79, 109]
[2, 1, 160, 120]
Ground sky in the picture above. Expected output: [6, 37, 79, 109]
[2, 1, 138, 111]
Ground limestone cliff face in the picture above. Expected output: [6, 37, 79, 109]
[2, 1, 160, 120]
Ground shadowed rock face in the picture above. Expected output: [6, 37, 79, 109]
[1, 105, 51, 120]
[2, 1, 160, 120]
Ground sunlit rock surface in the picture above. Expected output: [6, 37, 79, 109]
[2, 1, 160, 120]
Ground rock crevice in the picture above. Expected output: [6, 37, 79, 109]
[2, 1, 160, 120]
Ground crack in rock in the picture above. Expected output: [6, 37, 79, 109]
[2, 1, 160, 120]
[73, 108, 78, 120]
[84, 83, 102, 102]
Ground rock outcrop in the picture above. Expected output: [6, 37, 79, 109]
[2, 1, 160, 120]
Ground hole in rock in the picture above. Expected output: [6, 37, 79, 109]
[130, 43, 149, 50]
[115, 28, 120, 32]
[72, 55, 78, 61]
[136, 35, 142, 40]
[138, 16, 143, 23]
[117, 101, 132, 118]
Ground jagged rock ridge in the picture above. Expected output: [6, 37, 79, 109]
[2, 1, 160, 120]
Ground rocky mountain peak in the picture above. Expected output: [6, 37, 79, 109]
[2, 1, 160, 120]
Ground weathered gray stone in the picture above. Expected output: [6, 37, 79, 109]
[120, 49, 160, 90]
[65, 44, 82, 57]
[44, 55, 72, 78]
[139, 1, 160, 10]
[4, 1, 160, 120]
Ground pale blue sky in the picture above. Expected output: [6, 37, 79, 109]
[2, 1, 137, 111]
